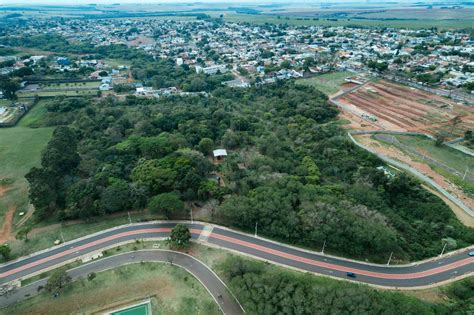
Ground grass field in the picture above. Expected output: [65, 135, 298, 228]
[296, 71, 353, 96]
[2, 262, 220, 315]
[17, 100, 49, 128]
[375, 134, 474, 197]
[0, 126, 53, 228]
[220, 13, 474, 30]
[394, 135, 473, 175]
[17, 89, 98, 98]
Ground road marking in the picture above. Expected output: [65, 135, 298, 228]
[198, 226, 214, 243]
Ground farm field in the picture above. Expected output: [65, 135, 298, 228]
[220, 13, 474, 30]
[0, 126, 54, 242]
[336, 80, 474, 139]
[296, 71, 353, 96]
[2, 262, 220, 315]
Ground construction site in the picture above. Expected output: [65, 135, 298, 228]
[333, 79, 474, 139]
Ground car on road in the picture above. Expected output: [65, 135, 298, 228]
[469, 251, 474, 257]
[346, 272, 356, 278]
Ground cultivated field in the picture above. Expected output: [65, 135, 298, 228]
[336, 80, 474, 138]
[221, 13, 474, 30]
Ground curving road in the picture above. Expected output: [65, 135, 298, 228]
[0, 250, 244, 314]
[0, 222, 473, 293]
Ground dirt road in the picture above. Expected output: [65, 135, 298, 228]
[0, 205, 16, 243]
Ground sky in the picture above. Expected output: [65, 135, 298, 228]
[0, 0, 424, 5]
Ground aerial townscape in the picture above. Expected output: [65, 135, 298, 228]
[0, 1, 473, 314]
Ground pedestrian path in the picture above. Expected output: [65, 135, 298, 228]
[198, 225, 214, 243]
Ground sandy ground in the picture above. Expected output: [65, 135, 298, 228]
[356, 135, 474, 227]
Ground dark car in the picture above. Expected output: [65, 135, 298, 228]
[346, 272, 356, 278]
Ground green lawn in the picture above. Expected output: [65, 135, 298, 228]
[0, 126, 53, 225]
[296, 71, 353, 96]
[2, 262, 220, 315]
[17, 100, 49, 128]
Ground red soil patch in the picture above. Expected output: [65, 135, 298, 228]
[0, 185, 12, 197]
[336, 80, 474, 138]
[340, 82, 358, 90]
[0, 205, 16, 243]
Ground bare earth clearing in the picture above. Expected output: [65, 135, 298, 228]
[0, 205, 16, 243]
[336, 80, 474, 138]
[0, 185, 12, 197]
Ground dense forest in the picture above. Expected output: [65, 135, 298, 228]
[25, 80, 473, 262]
[219, 256, 474, 315]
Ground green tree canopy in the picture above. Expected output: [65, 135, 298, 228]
[169, 224, 191, 249]
[45, 268, 72, 293]
[148, 192, 185, 218]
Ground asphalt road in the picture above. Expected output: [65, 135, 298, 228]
[0, 221, 472, 295]
[0, 250, 244, 314]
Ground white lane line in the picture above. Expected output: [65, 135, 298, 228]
[198, 225, 214, 243]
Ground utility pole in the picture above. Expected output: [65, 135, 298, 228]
[463, 166, 469, 181]
[254, 222, 258, 238]
[128, 211, 132, 224]
[321, 240, 326, 255]
[386, 252, 393, 266]
[439, 243, 447, 257]
[190, 207, 194, 224]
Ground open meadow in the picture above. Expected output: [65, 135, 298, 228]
[0, 126, 53, 242]
[296, 71, 353, 96]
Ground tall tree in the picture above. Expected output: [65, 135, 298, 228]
[45, 268, 72, 293]
[0, 76, 20, 100]
[169, 224, 191, 249]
